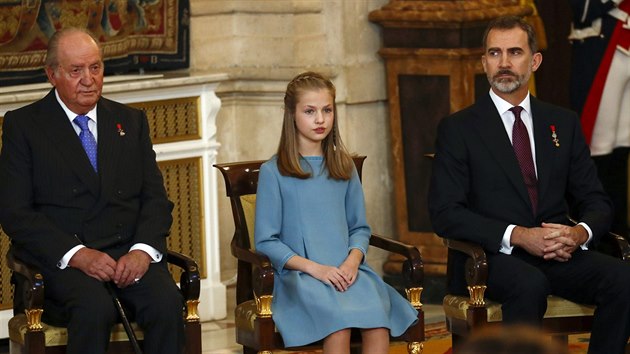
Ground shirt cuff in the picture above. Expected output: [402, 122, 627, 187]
[499, 224, 517, 255]
[130, 243, 163, 262]
[57, 245, 86, 269]
[578, 222, 594, 250]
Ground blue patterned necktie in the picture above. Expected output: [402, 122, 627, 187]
[73, 115, 98, 172]
[510, 106, 537, 214]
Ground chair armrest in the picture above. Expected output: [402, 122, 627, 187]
[604, 231, 630, 261]
[231, 242, 273, 269]
[369, 234, 423, 287]
[231, 239, 274, 318]
[567, 215, 630, 261]
[443, 239, 488, 287]
[6, 251, 45, 313]
[167, 250, 201, 301]
[230, 238, 274, 297]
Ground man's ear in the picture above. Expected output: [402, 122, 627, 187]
[481, 55, 487, 73]
[45, 66, 56, 86]
[531, 52, 543, 72]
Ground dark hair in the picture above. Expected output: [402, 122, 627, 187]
[277, 71, 354, 180]
[482, 16, 538, 54]
[45, 28, 102, 68]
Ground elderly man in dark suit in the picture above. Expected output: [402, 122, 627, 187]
[429, 16, 630, 354]
[0, 28, 184, 354]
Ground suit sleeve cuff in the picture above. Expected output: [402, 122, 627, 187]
[57, 245, 86, 269]
[130, 243, 163, 262]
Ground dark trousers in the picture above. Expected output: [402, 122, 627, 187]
[42, 261, 185, 354]
[483, 249, 630, 354]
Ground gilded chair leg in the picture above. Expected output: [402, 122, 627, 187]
[257, 351, 272, 354]
[407, 341, 423, 354]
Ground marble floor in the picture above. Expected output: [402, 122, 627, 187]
[201, 285, 446, 353]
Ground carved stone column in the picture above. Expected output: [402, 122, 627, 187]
[369, 1, 531, 280]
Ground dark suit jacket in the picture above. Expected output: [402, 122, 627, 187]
[0, 89, 173, 270]
[428, 93, 612, 268]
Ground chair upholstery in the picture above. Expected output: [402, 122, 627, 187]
[6, 248, 202, 354]
[442, 233, 630, 351]
[214, 156, 425, 354]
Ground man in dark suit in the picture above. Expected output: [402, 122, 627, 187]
[429, 16, 630, 354]
[0, 28, 184, 354]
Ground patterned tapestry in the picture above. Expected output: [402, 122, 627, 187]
[0, 0, 189, 87]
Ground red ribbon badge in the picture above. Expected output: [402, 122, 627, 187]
[550, 125, 559, 147]
[117, 123, 126, 137]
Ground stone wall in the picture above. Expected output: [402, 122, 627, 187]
[189, 0, 395, 283]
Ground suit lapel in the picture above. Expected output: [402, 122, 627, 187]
[472, 94, 533, 210]
[39, 90, 100, 196]
[86, 100, 124, 219]
[531, 97, 555, 205]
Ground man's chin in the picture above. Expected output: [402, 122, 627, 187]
[76, 99, 99, 111]
[492, 81, 520, 94]
[78, 94, 99, 105]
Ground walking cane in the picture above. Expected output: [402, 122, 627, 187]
[105, 282, 143, 354]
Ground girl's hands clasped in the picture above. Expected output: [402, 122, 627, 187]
[312, 264, 353, 292]
[287, 250, 364, 292]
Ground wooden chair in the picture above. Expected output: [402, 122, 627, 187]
[6, 248, 202, 354]
[214, 156, 425, 354]
[425, 154, 630, 351]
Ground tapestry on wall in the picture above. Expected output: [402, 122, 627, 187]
[0, 0, 190, 87]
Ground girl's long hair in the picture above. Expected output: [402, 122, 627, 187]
[277, 72, 354, 180]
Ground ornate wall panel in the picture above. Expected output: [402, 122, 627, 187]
[130, 97, 201, 144]
[159, 157, 205, 280]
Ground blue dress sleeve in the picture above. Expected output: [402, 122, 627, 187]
[254, 161, 297, 273]
[345, 167, 371, 262]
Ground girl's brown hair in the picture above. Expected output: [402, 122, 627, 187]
[277, 72, 354, 180]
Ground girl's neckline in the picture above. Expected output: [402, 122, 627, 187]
[302, 156, 323, 160]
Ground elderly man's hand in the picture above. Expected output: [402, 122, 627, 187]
[113, 250, 152, 288]
[68, 248, 117, 281]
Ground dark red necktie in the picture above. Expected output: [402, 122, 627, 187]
[510, 106, 538, 215]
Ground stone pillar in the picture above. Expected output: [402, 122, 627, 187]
[369, 1, 531, 280]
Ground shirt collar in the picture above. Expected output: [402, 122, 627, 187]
[488, 89, 532, 119]
[54, 89, 98, 123]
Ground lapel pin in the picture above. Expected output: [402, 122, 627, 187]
[116, 123, 126, 136]
[550, 125, 559, 147]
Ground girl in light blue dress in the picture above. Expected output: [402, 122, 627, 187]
[254, 72, 418, 354]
